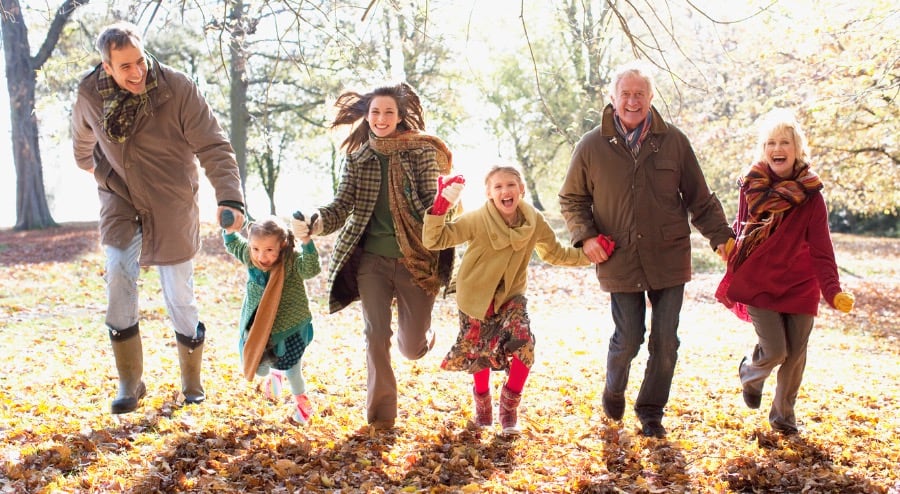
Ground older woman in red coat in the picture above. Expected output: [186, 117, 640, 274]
[717, 109, 855, 435]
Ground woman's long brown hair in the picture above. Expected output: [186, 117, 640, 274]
[331, 81, 426, 153]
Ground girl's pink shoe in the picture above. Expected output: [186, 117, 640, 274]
[291, 394, 313, 426]
[260, 370, 284, 402]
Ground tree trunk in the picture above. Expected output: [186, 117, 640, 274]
[520, 155, 544, 212]
[228, 0, 249, 202]
[2, 0, 53, 230]
[509, 131, 544, 211]
[1, 0, 88, 230]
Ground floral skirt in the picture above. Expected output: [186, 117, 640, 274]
[441, 295, 535, 373]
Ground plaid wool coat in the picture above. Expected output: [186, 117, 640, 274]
[317, 140, 447, 313]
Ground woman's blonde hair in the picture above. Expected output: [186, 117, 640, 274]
[756, 109, 810, 165]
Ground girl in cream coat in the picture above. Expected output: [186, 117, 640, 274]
[423, 165, 590, 435]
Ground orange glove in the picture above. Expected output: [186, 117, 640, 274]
[718, 237, 735, 261]
[833, 292, 854, 313]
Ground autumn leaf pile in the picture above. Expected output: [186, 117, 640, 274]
[1, 221, 898, 493]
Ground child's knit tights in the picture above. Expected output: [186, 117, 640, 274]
[473, 356, 529, 394]
[285, 362, 306, 395]
[266, 362, 306, 396]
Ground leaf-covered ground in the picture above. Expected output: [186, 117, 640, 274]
[1, 221, 898, 493]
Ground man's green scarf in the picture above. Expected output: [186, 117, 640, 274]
[97, 55, 158, 143]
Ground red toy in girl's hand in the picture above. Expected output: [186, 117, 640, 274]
[432, 174, 466, 215]
[597, 234, 616, 256]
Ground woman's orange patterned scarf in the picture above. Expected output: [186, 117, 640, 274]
[369, 130, 452, 296]
[733, 161, 823, 268]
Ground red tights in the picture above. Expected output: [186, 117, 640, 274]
[473, 356, 529, 394]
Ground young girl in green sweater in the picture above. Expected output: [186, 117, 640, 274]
[224, 215, 320, 425]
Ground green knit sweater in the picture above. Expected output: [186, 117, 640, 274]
[224, 232, 321, 349]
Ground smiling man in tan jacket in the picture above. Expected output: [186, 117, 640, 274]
[72, 21, 245, 414]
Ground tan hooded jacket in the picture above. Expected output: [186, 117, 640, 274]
[72, 60, 243, 266]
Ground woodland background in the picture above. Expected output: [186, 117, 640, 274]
[0, 0, 897, 232]
[1, 1, 898, 493]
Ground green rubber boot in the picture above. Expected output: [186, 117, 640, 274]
[109, 323, 146, 414]
[176, 323, 206, 404]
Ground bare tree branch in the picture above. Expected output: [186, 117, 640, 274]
[33, 0, 89, 70]
[684, 0, 779, 24]
[519, 0, 571, 145]
[361, 0, 378, 22]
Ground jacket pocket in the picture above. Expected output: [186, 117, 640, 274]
[649, 159, 681, 207]
[660, 222, 690, 241]
[92, 147, 112, 191]
[93, 147, 132, 202]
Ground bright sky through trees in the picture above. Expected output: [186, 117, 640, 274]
[1, 0, 895, 227]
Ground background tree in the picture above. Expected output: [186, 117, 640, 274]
[239, 1, 361, 212]
[223, 0, 465, 213]
[483, 51, 566, 211]
[670, 1, 898, 224]
[479, 1, 614, 211]
[226, 0, 251, 198]
[1, 0, 88, 230]
[385, 1, 463, 138]
[3, 0, 896, 234]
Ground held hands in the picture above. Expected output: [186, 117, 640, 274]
[597, 234, 616, 256]
[291, 210, 322, 244]
[218, 206, 245, 234]
[717, 237, 735, 262]
[583, 234, 615, 264]
[833, 292, 855, 313]
[291, 216, 309, 244]
[431, 174, 466, 216]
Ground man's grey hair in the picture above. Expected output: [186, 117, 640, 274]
[607, 60, 656, 100]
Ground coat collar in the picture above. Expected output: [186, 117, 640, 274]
[599, 103, 669, 137]
[482, 200, 538, 251]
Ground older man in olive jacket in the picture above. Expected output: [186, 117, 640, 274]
[72, 22, 245, 414]
[559, 61, 733, 438]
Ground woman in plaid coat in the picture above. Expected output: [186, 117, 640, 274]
[295, 82, 454, 429]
